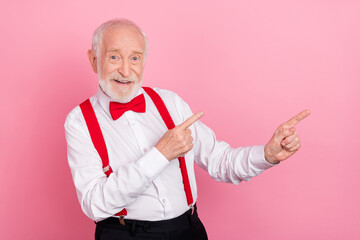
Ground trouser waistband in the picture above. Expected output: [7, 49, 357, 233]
[96, 205, 197, 234]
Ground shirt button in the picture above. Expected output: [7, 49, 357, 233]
[162, 199, 166, 204]
[143, 148, 147, 153]
[131, 122, 136, 126]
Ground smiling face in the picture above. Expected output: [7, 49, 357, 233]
[89, 25, 146, 103]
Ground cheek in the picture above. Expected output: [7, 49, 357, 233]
[100, 62, 117, 79]
[132, 65, 144, 78]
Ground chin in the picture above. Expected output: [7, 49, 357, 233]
[99, 78, 142, 103]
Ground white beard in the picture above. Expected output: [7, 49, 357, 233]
[98, 72, 142, 103]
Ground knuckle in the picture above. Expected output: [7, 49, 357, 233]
[287, 138, 295, 144]
[274, 128, 280, 135]
[178, 134, 185, 141]
[175, 132, 184, 139]
[278, 126, 284, 133]
[188, 143, 194, 150]
[170, 130, 176, 137]
[290, 143, 301, 152]
[289, 147, 296, 152]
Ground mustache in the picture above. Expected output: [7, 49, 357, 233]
[107, 72, 137, 82]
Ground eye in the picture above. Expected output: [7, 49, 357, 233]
[132, 56, 139, 61]
[110, 55, 118, 60]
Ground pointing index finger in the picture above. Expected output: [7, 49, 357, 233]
[178, 112, 204, 129]
[285, 110, 311, 127]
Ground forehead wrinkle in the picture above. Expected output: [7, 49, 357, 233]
[107, 47, 144, 53]
[101, 26, 145, 54]
[103, 40, 145, 56]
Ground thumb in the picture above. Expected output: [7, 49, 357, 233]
[274, 127, 295, 142]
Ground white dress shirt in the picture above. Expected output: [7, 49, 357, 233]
[64, 86, 275, 222]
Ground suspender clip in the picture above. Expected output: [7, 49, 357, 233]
[103, 165, 110, 172]
[103, 165, 113, 177]
[119, 216, 126, 226]
[189, 205, 195, 215]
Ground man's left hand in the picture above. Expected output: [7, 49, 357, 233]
[264, 110, 311, 164]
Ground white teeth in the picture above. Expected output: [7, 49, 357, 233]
[115, 79, 130, 83]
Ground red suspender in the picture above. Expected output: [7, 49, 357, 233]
[80, 99, 112, 176]
[143, 87, 194, 207]
[79, 87, 194, 220]
[79, 99, 127, 218]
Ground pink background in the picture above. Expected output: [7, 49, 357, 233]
[1, 0, 359, 239]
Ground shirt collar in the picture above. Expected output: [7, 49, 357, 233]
[96, 85, 145, 119]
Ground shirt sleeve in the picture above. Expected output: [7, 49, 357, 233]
[171, 94, 277, 184]
[64, 107, 169, 221]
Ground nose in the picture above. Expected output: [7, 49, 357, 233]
[118, 60, 130, 78]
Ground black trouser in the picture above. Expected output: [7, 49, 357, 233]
[95, 205, 208, 240]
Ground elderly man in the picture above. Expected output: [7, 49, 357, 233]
[65, 18, 310, 240]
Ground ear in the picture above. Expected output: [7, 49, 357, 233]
[87, 49, 98, 73]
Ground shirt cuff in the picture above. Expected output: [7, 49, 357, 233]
[137, 147, 169, 180]
[250, 145, 278, 170]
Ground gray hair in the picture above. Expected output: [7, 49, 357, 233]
[91, 18, 148, 60]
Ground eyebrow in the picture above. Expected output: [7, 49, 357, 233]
[107, 48, 144, 55]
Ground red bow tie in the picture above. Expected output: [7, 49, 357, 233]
[109, 94, 146, 120]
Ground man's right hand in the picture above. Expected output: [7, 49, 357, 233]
[155, 112, 204, 161]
